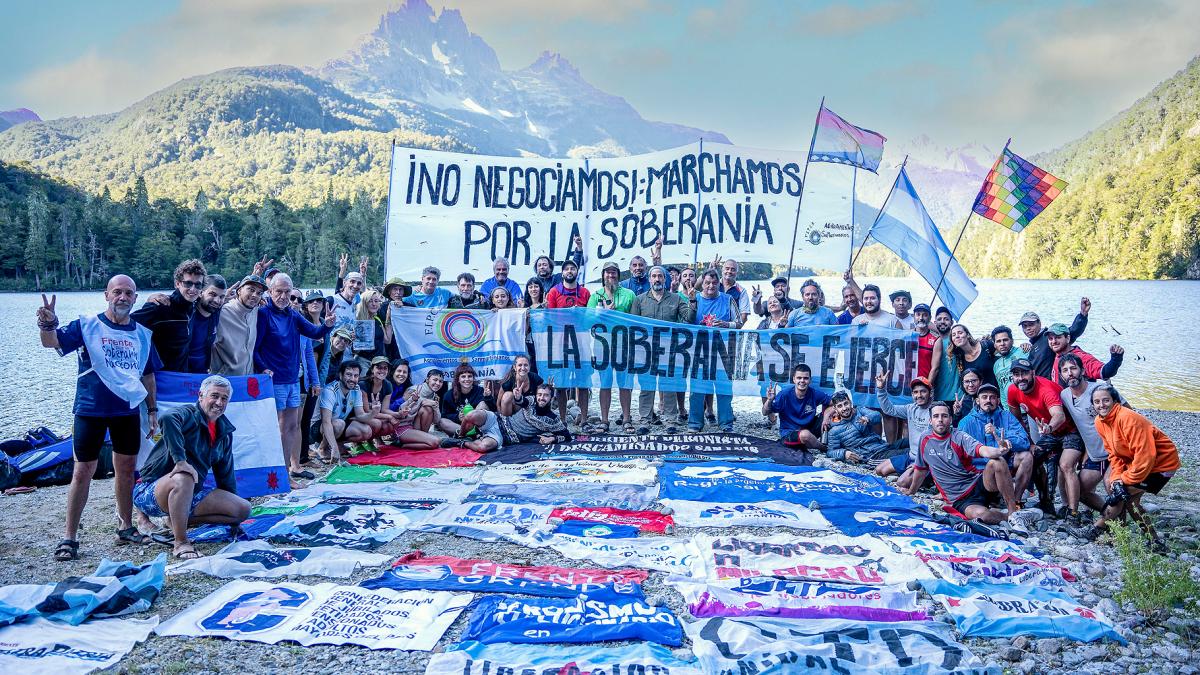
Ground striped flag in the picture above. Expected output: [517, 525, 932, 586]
[809, 105, 886, 173]
[972, 145, 1067, 232]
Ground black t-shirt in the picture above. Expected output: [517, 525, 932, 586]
[360, 378, 393, 406]
[441, 385, 485, 422]
[501, 371, 544, 393]
[960, 338, 998, 388]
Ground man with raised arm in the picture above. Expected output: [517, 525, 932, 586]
[134, 375, 250, 560]
[131, 259, 206, 372]
[1017, 297, 1090, 379]
[37, 276, 162, 560]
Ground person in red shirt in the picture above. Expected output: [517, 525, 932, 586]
[913, 303, 938, 379]
[544, 259, 590, 426]
[1007, 358, 1083, 516]
[1045, 322, 1124, 387]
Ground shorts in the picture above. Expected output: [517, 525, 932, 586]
[952, 479, 1002, 513]
[133, 477, 215, 519]
[973, 449, 1029, 471]
[273, 382, 302, 410]
[1082, 457, 1109, 473]
[781, 418, 823, 447]
[889, 452, 914, 473]
[1132, 472, 1174, 495]
[1036, 431, 1083, 455]
[73, 414, 141, 462]
[477, 411, 505, 448]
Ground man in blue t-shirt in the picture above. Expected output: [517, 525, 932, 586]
[479, 257, 523, 304]
[406, 266, 452, 308]
[37, 275, 164, 561]
[763, 363, 834, 450]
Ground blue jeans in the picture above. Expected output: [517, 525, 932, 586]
[689, 393, 733, 431]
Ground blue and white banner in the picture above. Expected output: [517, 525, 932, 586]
[425, 641, 703, 675]
[693, 533, 926, 585]
[0, 616, 159, 675]
[390, 306, 527, 382]
[823, 507, 992, 544]
[465, 482, 658, 511]
[460, 594, 684, 646]
[661, 499, 832, 530]
[532, 308, 916, 404]
[138, 372, 287, 498]
[922, 579, 1124, 643]
[658, 462, 922, 512]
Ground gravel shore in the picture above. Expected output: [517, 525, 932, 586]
[1, 400, 1197, 674]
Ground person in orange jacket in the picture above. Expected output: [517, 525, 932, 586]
[1083, 384, 1180, 550]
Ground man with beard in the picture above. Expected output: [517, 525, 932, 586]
[1046, 322, 1123, 387]
[1007, 358, 1082, 515]
[890, 290, 915, 330]
[763, 364, 834, 450]
[835, 270, 864, 324]
[958, 383, 1033, 500]
[850, 285, 902, 328]
[630, 266, 693, 432]
[407, 266, 452, 308]
[256, 273, 336, 485]
[786, 280, 838, 326]
[531, 233, 586, 295]
[131, 259, 206, 372]
[210, 275, 268, 376]
[316, 360, 377, 462]
[186, 275, 226, 373]
[905, 402, 1043, 533]
[875, 372, 934, 490]
[1057, 354, 1111, 523]
[588, 262, 637, 433]
[546, 259, 591, 426]
[688, 269, 739, 433]
[990, 325, 1028, 409]
[447, 272, 485, 309]
[38, 275, 163, 560]
[752, 276, 803, 317]
[444, 383, 571, 451]
[913, 304, 938, 379]
[134, 375, 250, 560]
[480, 257, 523, 303]
[824, 391, 907, 467]
[931, 306, 961, 403]
[1016, 298, 1090, 379]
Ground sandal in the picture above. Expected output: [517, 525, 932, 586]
[54, 539, 79, 561]
[172, 542, 202, 560]
[622, 419, 636, 434]
[290, 469, 316, 480]
[115, 526, 147, 545]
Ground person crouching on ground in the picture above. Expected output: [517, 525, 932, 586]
[134, 375, 250, 560]
[763, 363, 834, 451]
[824, 391, 907, 467]
[443, 383, 571, 452]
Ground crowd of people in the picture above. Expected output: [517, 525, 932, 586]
[35, 243, 1181, 560]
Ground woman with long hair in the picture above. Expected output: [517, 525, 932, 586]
[523, 278, 546, 309]
[489, 286, 513, 311]
[948, 324, 997, 388]
[438, 363, 488, 436]
[499, 354, 544, 416]
[353, 289, 392, 363]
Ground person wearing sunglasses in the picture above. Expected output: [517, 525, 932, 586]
[132, 258, 208, 372]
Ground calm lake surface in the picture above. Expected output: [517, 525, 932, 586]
[2, 277, 1197, 439]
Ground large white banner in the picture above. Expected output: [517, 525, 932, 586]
[386, 142, 853, 281]
[155, 580, 471, 650]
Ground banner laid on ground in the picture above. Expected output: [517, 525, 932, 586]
[154, 581, 472, 650]
[321, 465, 484, 485]
[0, 555, 165, 627]
[661, 499, 832, 531]
[390, 306, 526, 381]
[684, 617, 993, 675]
[547, 533, 707, 577]
[425, 641, 703, 675]
[670, 578, 927, 622]
[360, 553, 646, 599]
[548, 506, 675, 534]
[658, 462, 922, 512]
[414, 502, 554, 543]
[386, 142, 852, 283]
[461, 594, 683, 646]
[480, 432, 811, 466]
[0, 616, 159, 675]
[922, 579, 1123, 643]
[917, 552, 1076, 589]
[167, 541, 390, 579]
[261, 503, 423, 550]
[138, 373, 287, 498]
[532, 308, 916, 403]
[694, 533, 926, 585]
[478, 459, 658, 486]
[465, 482, 658, 511]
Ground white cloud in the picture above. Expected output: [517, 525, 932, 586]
[793, 1, 920, 37]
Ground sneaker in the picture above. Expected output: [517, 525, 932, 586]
[1007, 508, 1043, 536]
[705, 413, 717, 424]
[1076, 525, 1105, 542]
[439, 437, 465, 449]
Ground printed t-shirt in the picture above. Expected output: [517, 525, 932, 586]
[1060, 381, 1107, 461]
[917, 332, 938, 378]
[916, 429, 984, 502]
[319, 385, 362, 419]
[769, 385, 832, 434]
[57, 314, 164, 417]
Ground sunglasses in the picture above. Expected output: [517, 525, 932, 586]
[289, 295, 302, 302]
[179, 280, 205, 290]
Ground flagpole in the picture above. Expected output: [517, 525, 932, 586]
[849, 155, 908, 272]
[848, 166, 857, 270]
[785, 96, 824, 287]
[929, 138, 1010, 309]
[383, 138, 396, 281]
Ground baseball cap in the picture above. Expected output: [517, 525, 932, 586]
[977, 383, 1001, 395]
[1047, 323, 1070, 336]
[889, 290, 912, 301]
[333, 326, 354, 341]
[771, 276, 789, 286]
[561, 259, 579, 270]
[263, 267, 280, 278]
[910, 376, 932, 391]
[344, 271, 365, 283]
[370, 355, 391, 368]
[601, 262, 621, 274]
[913, 303, 931, 314]
[1018, 311, 1040, 325]
[303, 290, 325, 304]
[240, 274, 267, 290]
[1011, 358, 1034, 372]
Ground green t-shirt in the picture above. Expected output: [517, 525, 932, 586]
[587, 286, 636, 312]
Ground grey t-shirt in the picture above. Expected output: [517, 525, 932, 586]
[1060, 381, 1108, 461]
[878, 389, 932, 460]
[915, 428, 984, 502]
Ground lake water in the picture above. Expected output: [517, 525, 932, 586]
[2, 277, 1197, 439]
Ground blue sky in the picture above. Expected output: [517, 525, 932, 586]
[2, 0, 1198, 153]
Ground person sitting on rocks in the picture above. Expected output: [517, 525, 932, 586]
[315, 360, 377, 462]
[875, 372, 934, 491]
[904, 401, 1043, 534]
[824, 391, 907, 468]
[442, 383, 570, 452]
[762, 363, 834, 451]
[134, 375, 251, 560]
[958, 383, 1034, 503]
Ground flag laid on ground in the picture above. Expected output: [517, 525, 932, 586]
[390, 306, 527, 382]
[425, 641, 703, 675]
[461, 594, 683, 646]
[670, 578, 927, 622]
[0, 554, 166, 627]
[167, 541, 391, 579]
[922, 578, 1123, 643]
[0, 616, 159, 675]
[138, 372, 286, 497]
[867, 166, 978, 318]
[809, 105, 887, 173]
[972, 145, 1067, 232]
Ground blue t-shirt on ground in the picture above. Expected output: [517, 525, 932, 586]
[769, 384, 832, 434]
[57, 314, 163, 417]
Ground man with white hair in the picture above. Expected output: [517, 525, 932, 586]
[480, 257, 522, 304]
[255, 273, 335, 485]
[134, 375, 251, 560]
